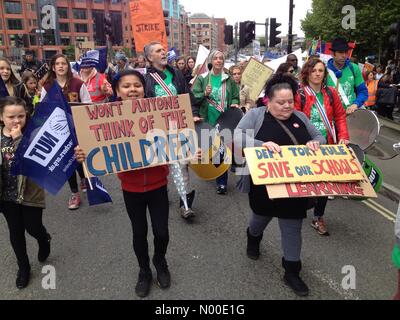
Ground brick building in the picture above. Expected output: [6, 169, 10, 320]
[0, 0, 190, 62]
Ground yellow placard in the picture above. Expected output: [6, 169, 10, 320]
[241, 57, 274, 101]
[71, 94, 196, 177]
[244, 145, 364, 185]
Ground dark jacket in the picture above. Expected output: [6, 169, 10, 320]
[145, 65, 199, 116]
[0, 132, 45, 208]
[20, 59, 42, 75]
[376, 82, 398, 106]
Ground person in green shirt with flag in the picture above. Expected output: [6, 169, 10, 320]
[192, 50, 240, 194]
[326, 38, 368, 114]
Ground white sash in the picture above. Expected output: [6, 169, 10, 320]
[328, 69, 350, 107]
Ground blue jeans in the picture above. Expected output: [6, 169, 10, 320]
[216, 171, 228, 187]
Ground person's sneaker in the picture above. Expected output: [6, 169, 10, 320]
[311, 217, 329, 236]
[135, 269, 152, 298]
[216, 185, 227, 195]
[180, 207, 195, 220]
[328, 196, 335, 200]
[38, 233, 52, 262]
[68, 193, 81, 210]
[16, 268, 30, 289]
[153, 257, 171, 289]
[80, 179, 87, 193]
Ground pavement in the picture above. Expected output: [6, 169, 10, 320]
[0, 171, 398, 300]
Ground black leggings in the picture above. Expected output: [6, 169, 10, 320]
[2, 201, 48, 270]
[313, 197, 328, 218]
[123, 185, 169, 270]
[68, 165, 85, 193]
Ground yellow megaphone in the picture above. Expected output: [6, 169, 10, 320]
[189, 124, 232, 180]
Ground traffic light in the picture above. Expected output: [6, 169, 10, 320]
[239, 21, 255, 49]
[224, 25, 233, 45]
[163, 10, 170, 37]
[104, 13, 113, 42]
[388, 20, 400, 50]
[269, 18, 281, 47]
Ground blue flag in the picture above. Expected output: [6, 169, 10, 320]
[0, 77, 9, 97]
[86, 177, 112, 206]
[11, 82, 79, 195]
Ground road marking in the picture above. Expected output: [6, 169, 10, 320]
[365, 199, 397, 218]
[362, 200, 396, 223]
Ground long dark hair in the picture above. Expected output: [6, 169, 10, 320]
[45, 54, 73, 87]
[0, 57, 19, 85]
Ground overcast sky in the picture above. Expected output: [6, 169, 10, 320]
[179, 0, 312, 37]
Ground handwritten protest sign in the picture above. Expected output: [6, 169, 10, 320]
[244, 145, 364, 185]
[71, 94, 196, 177]
[266, 151, 377, 199]
[75, 41, 95, 61]
[241, 58, 274, 101]
[130, 0, 168, 52]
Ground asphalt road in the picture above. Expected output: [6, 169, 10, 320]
[0, 170, 397, 300]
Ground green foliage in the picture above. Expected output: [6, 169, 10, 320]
[301, 0, 400, 61]
[64, 45, 76, 61]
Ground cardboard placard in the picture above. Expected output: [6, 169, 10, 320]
[244, 145, 364, 185]
[266, 163, 377, 199]
[241, 57, 274, 101]
[75, 41, 95, 61]
[129, 0, 168, 52]
[71, 94, 196, 177]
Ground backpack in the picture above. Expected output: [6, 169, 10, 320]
[298, 86, 334, 111]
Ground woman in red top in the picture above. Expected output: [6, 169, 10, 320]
[75, 70, 170, 298]
[294, 57, 349, 236]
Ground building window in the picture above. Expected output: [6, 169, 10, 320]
[0, 35, 3, 46]
[76, 36, 88, 42]
[7, 19, 24, 30]
[75, 24, 88, 33]
[30, 4, 36, 11]
[73, 9, 87, 20]
[58, 7, 68, 19]
[94, 0, 104, 2]
[60, 23, 70, 32]
[61, 37, 70, 46]
[5, 1, 22, 14]
[29, 35, 36, 46]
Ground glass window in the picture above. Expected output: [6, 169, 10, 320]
[75, 24, 88, 33]
[58, 7, 68, 19]
[5, 1, 22, 14]
[60, 23, 70, 32]
[0, 35, 3, 46]
[7, 19, 24, 30]
[29, 35, 36, 46]
[73, 9, 87, 20]
[61, 37, 70, 46]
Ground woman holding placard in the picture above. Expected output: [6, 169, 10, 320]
[235, 74, 325, 297]
[295, 57, 349, 236]
[192, 50, 240, 194]
[75, 70, 170, 299]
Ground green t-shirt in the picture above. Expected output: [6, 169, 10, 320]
[155, 69, 178, 97]
[207, 73, 228, 126]
[310, 92, 327, 140]
[327, 62, 364, 109]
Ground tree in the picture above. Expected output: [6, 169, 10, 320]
[301, 0, 400, 62]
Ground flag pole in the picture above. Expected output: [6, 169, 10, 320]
[82, 162, 93, 190]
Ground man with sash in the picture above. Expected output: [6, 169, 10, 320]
[326, 38, 368, 114]
[144, 41, 200, 220]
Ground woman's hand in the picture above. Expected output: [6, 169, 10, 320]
[74, 145, 86, 163]
[194, 148, 202, 160]
[230, 104, 240, 108]
[10, 124, 22, 140]
[205, 85, 212, 97]
[193, 116, 203, 123]
[339, 139, 349, 145]
[306, 140, 321, 152]
[262, 141, 281, 153]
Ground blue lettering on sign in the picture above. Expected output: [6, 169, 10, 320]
[139, 140, 155, 167]
[28, 131, 60, 161]
[87, 147, 107, 176]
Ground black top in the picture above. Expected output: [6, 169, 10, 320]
[249, 111, 312, 219]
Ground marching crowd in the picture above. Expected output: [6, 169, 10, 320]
[1, 37, 400, 299]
